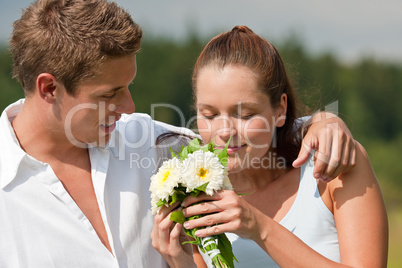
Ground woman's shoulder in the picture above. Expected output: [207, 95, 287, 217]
[326, 141, 380, 206]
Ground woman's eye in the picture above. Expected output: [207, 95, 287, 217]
[239, 114, 255, 119]
[202, 114, 216, 119]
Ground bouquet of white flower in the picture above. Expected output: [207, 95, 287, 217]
[150, 138, 237, 268]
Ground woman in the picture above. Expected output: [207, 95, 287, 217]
[152, 26, 388, 267]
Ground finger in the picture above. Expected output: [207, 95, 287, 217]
[183, 200, 223, 218]
[341, 136, 353, 171]
[321, 131, 343, 181]
[293, 137, 314, 168]
[343, 139, 357, 172]
[349, 140, 357, 168]
[159, 212, 175, 240]
[158, 206, 182, 234]
[328, 138, 358, 181]
[183, 211, 228, 230]
[181, 191, 223, 208]
[313, 130, 331, 179]
[156, 201, 181, 220]
[325, 135, 351, 181]
[152, 211, 174, 252]
[170, 223, 184, 251]
[194, 222, 234, 238]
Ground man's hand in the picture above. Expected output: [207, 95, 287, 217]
[293, 112, 356, 182]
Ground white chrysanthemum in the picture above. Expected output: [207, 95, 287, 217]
[149, 157, 182, 214]
[221, 166, 233, 190]
[181, 150, 232, 195]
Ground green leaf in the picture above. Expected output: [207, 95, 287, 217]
[195, 182, 209, 193]
[200, 144, 209, 152]
[170, 193, 179, 205]
[218, 137, 231, 167]
[188, 138, 201, 153]
[218, 154, 228, 167]
[170, 210, 186, 224]
[182, 226, 202, 247]
[214, 148, 223, 155]
[187, 215, 201, 221]
[183, 228, 194, 239]
[224, 137, 231, 151]
[175, 184, 187, 192]
[191, 187, 216, 197]
[170, 191, 186, 205]
[208, 142, 215, 152]
[190, 189, 201, 197]
[179, 146, 189, 161]
[200, 141, 214, 153]
[182, 240, 199, 245]
[156, 199, 167, 208]
[218, 234, 238, 266]
[178, 144, 185, 155]
[169, 146, 178, 159]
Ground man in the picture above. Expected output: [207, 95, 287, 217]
[0, 0, 355, 267]
[0, 0, 190, 267]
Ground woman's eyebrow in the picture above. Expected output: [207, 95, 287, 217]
[197, 103, 215, 109]
[236, 102, 260, 108]
[197, 102, 261, 109]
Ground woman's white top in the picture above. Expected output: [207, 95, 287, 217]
[201, 155, 340, 267]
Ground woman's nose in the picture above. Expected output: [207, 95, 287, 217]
[215, 116, 237, 142]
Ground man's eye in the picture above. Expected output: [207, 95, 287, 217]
[103, 92, 116, 99]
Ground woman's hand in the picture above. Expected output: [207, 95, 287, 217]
[151, 203, 196, 268]
[181, 190, 263, 240]
[293, 112, 356, 182]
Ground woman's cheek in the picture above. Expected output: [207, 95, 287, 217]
[243, 119, 273, 149]
[197, 119, 212, 143]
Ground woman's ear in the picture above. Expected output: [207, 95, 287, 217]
[276, 93, 287, 127]
[36, 73, 60, 103]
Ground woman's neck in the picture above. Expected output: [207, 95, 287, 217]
[229, 165, 290, 193]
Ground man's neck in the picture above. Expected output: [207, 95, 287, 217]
[12, 99, 88, 165]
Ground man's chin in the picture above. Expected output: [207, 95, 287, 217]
[92, 136, 112, 148]
[70, 136, 111, 149]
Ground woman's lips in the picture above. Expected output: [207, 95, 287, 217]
[216, 144, 246, 154]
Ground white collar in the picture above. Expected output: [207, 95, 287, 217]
[0, 99, 30, 189]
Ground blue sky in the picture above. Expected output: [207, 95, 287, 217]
[1, 0, 401, 63]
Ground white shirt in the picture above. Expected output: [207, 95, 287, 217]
[0, 99, 193, 268]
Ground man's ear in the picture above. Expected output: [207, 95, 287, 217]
[276, 93, 288, 128]
[36, 73, 60, 103]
